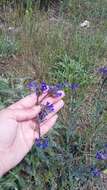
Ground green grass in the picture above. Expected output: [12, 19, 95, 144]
[0, 0, 107, 189]
[0, 35, 20, 58]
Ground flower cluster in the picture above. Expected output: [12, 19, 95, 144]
[36, 102, 54, 124]
[27, 81, 79, 97]
[27, 81, 40, 96]
[96, 145, 107, 160]
[27, 81, 63, 97]
[34, 101, 54, 148]
[98, 67, 107, 75]
[35, 138, 48, 149]
[91, 144, 107, 177]
[41, 81, 48, 92]
[27, 80, 79, 149]
[96, 151, 107, 160]
[69, 83, 79, 90]
[90, 167, 101, 177]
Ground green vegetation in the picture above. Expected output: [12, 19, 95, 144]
[0, 0, 107, 189]
[0, 35, 20, 58]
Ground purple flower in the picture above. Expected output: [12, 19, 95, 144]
[101, 153, 107, 160]
[98, 67, 107, 75]
[38, 110, 48, 122]
[96, 151, 107, 160]
[96, 151, 103, 160]
[48, 86, 62, 97]
[36, 102, 54, 123]
[69, 83, 79, 90]
[56, 92, 62, 97]
[35, 138, 48, 149]
[41, 81, 48, 92]
[27, 81, 38, 90]
[27, 81, 40, 96]
[46, 102, 54, 112]
[55, 83, 64, 90]
[90, 167, 101, 177]
[42, 138, 48, 149]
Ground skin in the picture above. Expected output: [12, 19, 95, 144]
[0, 91, 64, 176]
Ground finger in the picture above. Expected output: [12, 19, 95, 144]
[8, 92, 48, 109]
[8, 89, 64, 110]
[40, 90, 65, 106]
[35, 114, 58, 138]
[13, 106, 41, 121]
[8, 93, 37, 109]
[18, 90, 64, 109]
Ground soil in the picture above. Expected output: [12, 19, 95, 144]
[0, 55, 35, 77]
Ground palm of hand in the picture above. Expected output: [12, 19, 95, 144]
[0, 109, 36, 173]
[0, 92, 64, 174]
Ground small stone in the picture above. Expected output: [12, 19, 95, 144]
[80, 20, 90, 28]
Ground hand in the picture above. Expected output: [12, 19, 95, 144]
[0, 92, 64, 176]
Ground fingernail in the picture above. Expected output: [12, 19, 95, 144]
[60, 100, 64, 108]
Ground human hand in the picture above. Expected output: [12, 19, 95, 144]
[0, 91, 64, 176]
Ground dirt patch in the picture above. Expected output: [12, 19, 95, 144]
[0, 55, 19, 73]
[0, 55, 36, 77]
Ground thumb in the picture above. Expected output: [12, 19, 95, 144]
[14, 106, 41, 121]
